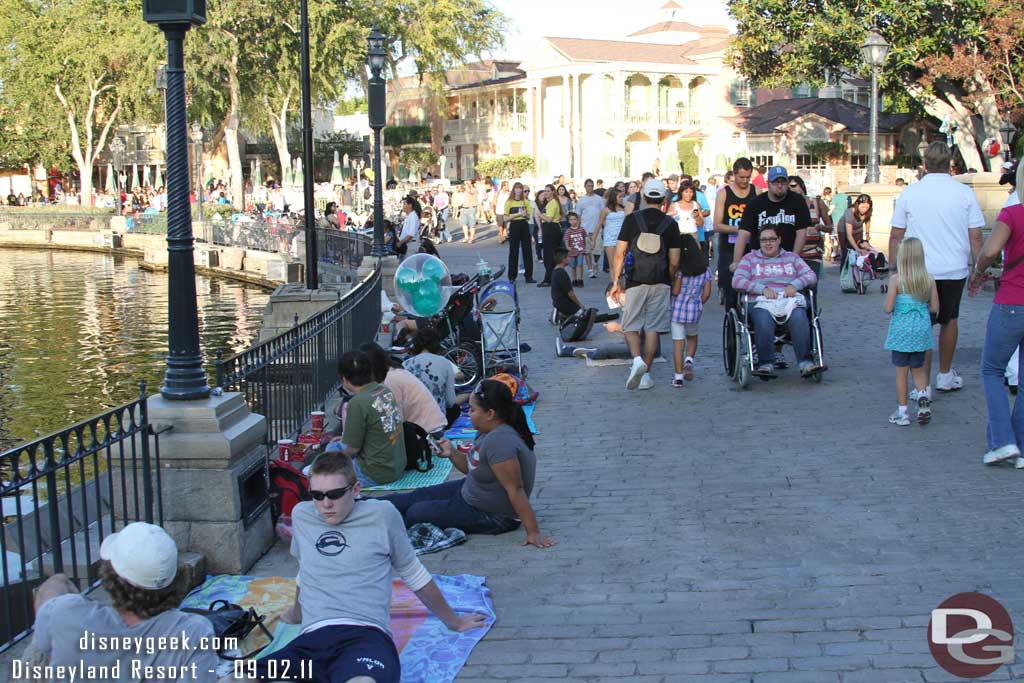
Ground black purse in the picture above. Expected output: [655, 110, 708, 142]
[182, 599, 274, 660]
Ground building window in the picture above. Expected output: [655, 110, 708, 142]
[791, 84, 817, 98]
[750, 154, 774, 169]
[796, 154, 826, 169]
[730, 79, 753, 108]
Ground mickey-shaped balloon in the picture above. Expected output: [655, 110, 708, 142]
[392, 254, 452, 317]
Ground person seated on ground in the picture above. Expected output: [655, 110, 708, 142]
[324, 350, 407, 486]
[268, 454, 487, 683]
[27, 523, 218, 682]
[360, 342, 448, 435]
[381, 380, 556, 548]
[403, 328, 468, 425]
[731, 224, 820, 377]
[550, 247, 584, 322]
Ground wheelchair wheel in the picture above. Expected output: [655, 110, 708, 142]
[737, 362, 751, 389]
[722, 312, 738, 378]
[443, 342, 482, 391]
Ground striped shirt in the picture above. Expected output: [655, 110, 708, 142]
[731, 249, 817, 295]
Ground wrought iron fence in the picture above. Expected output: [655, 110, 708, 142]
[316, 228, 372, 269]
[0, 381, 165, 653]
[216, 262, 382, 444]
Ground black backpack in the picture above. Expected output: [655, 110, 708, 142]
[403, 422, 434, 472]
[560, 307, 596, 342]
[628, 211, 676, 285]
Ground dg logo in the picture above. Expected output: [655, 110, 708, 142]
[928, 592, 1014, 678]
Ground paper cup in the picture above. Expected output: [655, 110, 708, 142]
[311, 411, 325, 431]
[277, 439, 295, 461]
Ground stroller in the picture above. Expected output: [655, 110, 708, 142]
[441, 272, 522, 390]
[841, 248, 889, 294]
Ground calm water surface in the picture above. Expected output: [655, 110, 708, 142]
[0, 250, 271, 448]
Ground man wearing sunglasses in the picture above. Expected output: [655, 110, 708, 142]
[262, 454, 488, 683]
[731, 165, 812, 274]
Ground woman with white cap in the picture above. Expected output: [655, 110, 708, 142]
[25, 522, 219, 682]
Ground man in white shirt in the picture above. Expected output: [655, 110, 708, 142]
[575, 178, 604, 278]
[890, 141, 985, 394]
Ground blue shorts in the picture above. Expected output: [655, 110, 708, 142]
[322, 442, 379, 486]
[569, 255, 584, 267]
[256, 624, 399, 683]
[891, 350, 926, 368]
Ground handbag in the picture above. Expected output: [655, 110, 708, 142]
[181, 599, 274, 659]
[840, 252, 857, 293]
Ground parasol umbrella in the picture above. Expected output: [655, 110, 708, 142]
[294, 157, 304, 186]
[331, 150, 343, 185]
[203, 160, 213, 185]
[142, 165, 151, 188]
[254, 159, 263, 187]
[131, 163, 140, 191]
[105, 164, 115, 192]
[154, 164, 163, 189]
[282, 156, 292, 186]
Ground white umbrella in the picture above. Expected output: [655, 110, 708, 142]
[154, 165, 163, 189]
[254, 159, 262, 187]
[142, 165, 151, 188]
[105, 164, 115, 192]
[131, 163, 139, 190]
[294, 157, 304, 185]
[331, 150, 342, 185]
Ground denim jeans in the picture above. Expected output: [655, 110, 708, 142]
[323, 441, 379, 486]
[981, 304, 1024, 451]
[747, 303, 812, 366]
[380, 479, 520, 534]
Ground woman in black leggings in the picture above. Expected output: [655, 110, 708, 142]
[503, 182, 535, 283]
[538, 185, 563, 286]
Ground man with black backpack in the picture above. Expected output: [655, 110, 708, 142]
[610, 179, 682, 390]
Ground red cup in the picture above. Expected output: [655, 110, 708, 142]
[311, 411, 325, 431]
[277, 439, 295, 462]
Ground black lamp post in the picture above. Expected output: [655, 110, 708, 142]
[917, 138, 929, 180]
[111, 136, 125, 217]
[1000, 119, 1017, 161]
[367, 27, 388, 258]
[143, 0, 209, 400]
[299, 0, 319, 288]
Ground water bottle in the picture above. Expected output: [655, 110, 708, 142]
[624, 250, 635, 280]
[476, 255, 492, 281]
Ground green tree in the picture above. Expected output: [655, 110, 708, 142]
[398, 146, 438, 178]
[0, 0, 162, 204]
[728, 0, 1024, 171]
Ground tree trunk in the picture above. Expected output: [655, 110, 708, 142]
[908, 83, 984, 172]
[224, 54, 244, 209]
[54, 79, 119, 207]
[267, 89, 293, 184]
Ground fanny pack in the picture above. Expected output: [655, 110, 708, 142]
[182, 599, 274, 659]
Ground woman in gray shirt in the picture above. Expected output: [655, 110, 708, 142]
[381, 380, 556, 548]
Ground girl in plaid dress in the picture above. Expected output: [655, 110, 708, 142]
[670, 234, 713, 387]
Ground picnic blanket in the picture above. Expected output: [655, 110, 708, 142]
[362, 457, 454, 492]
[444, 403, 537, 441]
[181, 573, 494, 683]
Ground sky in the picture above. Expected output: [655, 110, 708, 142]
[485, 0, 735, 61]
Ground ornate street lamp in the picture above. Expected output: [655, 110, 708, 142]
[299, 0, 319, 288]
[367, 26, 388, 257]
[111, 136, 126, 216]
[143, 0, 210, 400]
[917, 138, 929, 180]
[191, 122, 204, 226]
[860, 29, 890, 183]
[1000, 118, 1017, 161]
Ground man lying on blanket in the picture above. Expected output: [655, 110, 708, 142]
[261, 453, 487, 683]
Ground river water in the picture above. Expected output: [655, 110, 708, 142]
[0, 250, 271, 450]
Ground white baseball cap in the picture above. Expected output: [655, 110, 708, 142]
[99, 522, 179, 590]
[642, 179, 667, 200]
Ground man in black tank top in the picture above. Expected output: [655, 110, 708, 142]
[713, 158, 757, 310]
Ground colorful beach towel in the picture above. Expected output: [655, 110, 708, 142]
[444, 403, 537, 441]
[181, 573, 494, 683]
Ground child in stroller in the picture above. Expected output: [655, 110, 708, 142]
[847, 241, 889, 294]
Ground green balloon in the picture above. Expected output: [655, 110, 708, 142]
[412, 287, 442, 315]
[421, 257, 446, 282]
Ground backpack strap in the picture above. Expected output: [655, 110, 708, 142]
[1002, 252, 1024, 275]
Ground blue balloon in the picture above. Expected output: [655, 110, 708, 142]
[396, 268, 418, 291]
[421, 256, 446, 281]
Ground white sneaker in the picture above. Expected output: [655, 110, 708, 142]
[1015, 457, 1024, 469]
[983, 444, 1021, 465]
[909, 386, 932, 401]
[588, 269, 597, 279]
[888, 410, 911, 426]
[626, 357, 648, 390]
[585, 268, 594, 278]
[936, 370, 963, 392]
[638, 373, 654, 390]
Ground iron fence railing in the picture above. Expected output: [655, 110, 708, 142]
[216, 261, 382, 444]
[0, 381, 165, 653]
[317, 228, 372, 269]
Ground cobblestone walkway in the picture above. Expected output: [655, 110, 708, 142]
[257, 225, 1022, 682]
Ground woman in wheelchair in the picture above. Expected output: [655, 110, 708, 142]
[731, 225, 822, 378]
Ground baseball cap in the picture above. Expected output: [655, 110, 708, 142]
[642, 178, 668, 200]
[667, 173, 680, 181]
[100, 522, 179, 590]
[767, 166, 789, 182]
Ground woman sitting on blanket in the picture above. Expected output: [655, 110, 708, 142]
[381, 380, 557, 549]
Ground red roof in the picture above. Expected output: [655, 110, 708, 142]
[546, 37, 704, 64]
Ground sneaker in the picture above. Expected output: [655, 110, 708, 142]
[683, 358, 694, 381]
[538, 281, 551, 288]
[555, 337, 574, 358]
[936, 370, 964, 392]
[577, 279, 584, 288]
[572, 346, 596, 358]
[909, 386, 932, 401]
[773, 351, 788, 369]
[754, 363, 775, 377]
[798, 361, 820, 377]
[1015, 457, 1024, 469]
[983, 444, 1021, 465]
[585, 269, 594, 278]
[671, 377, 685, 388]
[589, 270, 597, 279]
[638, 373, 654, 390]
[916, 396, 931, 425]
[626, 357, 648, 390]
[889, 410, 911, 426]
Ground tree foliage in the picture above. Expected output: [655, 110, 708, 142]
[727, 0, 1023, 170]
[475, 155, 534, 179]
[398, 146, 438, 175]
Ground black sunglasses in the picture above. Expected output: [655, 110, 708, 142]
[310, 482, 356, 501]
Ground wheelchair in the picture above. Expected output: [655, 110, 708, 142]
[722, 289, 826, 389]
